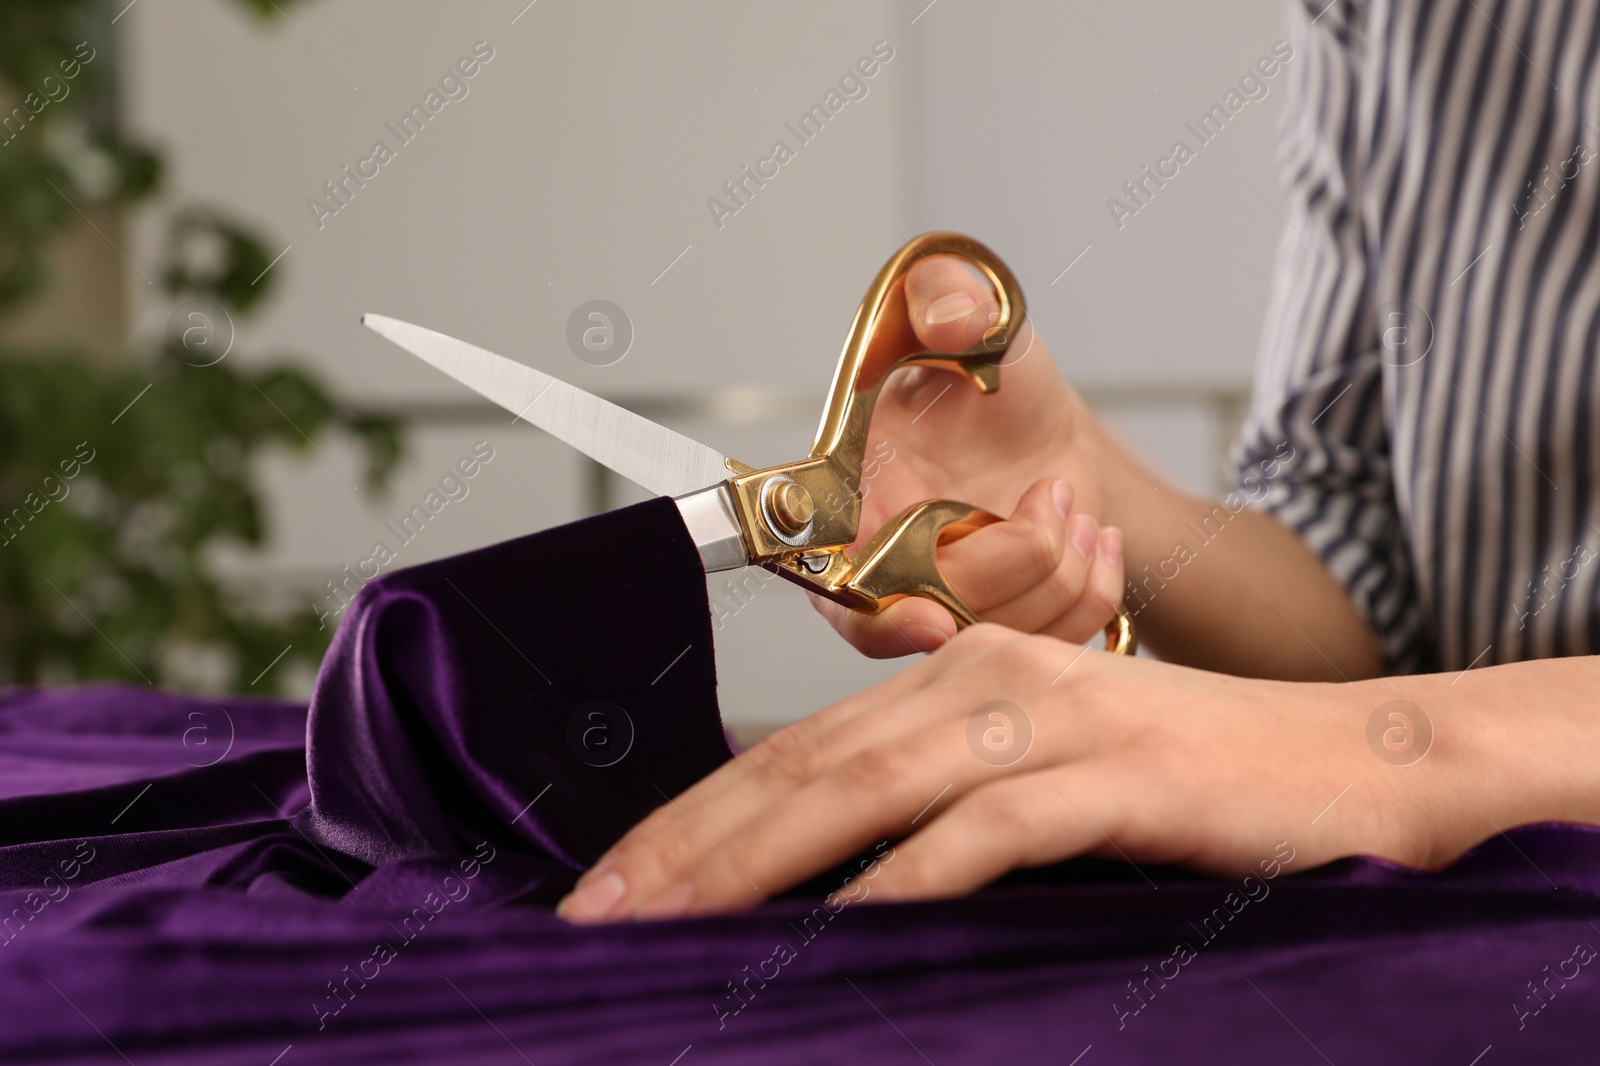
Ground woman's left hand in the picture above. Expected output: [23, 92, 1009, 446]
[557, 625, 1459, 922]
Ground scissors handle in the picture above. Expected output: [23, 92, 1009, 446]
[807, 232, 1026, 477]
[843, 500, 1137, 654]
[728, 232, 1136, 656]
[727, 233, 1026, 561]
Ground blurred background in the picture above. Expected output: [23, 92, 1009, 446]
[0, 0, 1287, 739]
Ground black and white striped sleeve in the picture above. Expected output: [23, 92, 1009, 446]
[1229, 0, 1433, 673]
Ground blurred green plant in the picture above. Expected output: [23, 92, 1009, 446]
[0, 0, 403, 693]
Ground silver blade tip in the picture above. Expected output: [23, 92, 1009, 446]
[361, 313, 417, 348]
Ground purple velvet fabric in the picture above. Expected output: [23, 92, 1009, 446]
[3, 496, 1600, 1063]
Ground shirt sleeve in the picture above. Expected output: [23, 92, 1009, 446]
[1228, 0, 1433, 673]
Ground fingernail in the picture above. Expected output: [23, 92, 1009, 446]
[634, 882, 694, 921]
[1069, 515, 1098, 559]
[925, 291, 977, 326]
[1103, 526, 1124, 566]
[1050, 481, 1073, 520]
[557, 870, 627, 922]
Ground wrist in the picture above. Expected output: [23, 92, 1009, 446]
[1336, 676, 1464, 868]
[1352, 662, 1600, 869]
[1060, 387, 1169, 550]
[1277, 678, 1443, 868]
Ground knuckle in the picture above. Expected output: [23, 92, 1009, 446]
[755, 716, 817, 763]
[881, 851, 935, 898]
[1101, 805, 1146, 854]
[1072, 598, 1119, 638]
[619, 824, 702, 888]
[752, 717, 846, 790]
[1048, 551, 1090, 600]
[1050, 597, 1115, 646]
[757, 743, 826, 790]
[985, 630, 1053, 675]
[1047, 574, 1090, 615]
[1017, 522, 1062, 580]
[836, 742, 914, 796]
[975, 782, 1050, 839]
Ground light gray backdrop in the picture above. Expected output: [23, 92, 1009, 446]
[121, 0, 1289, 734]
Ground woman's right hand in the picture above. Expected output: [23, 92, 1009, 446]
[809, 254, 1139, 657]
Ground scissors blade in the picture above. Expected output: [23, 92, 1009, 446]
[362, 314, 734, 499]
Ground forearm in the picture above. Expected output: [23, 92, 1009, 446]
[1122, 489, 1383, 680]
[1077, 408, 1383, 681]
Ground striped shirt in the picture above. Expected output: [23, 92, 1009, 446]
[1230, 0, 1600, 674]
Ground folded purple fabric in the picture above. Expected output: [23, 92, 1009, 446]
[302, 493, 730, 879]
[2, 497, 1599, 1064]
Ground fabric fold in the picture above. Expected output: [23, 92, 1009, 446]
[305, 495, 732, 879]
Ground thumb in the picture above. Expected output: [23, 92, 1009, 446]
[904, 254, 1001, 353]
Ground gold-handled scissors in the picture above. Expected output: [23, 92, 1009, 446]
[364, 232, 1134, 654]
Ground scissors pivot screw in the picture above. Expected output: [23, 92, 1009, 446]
[765, 479, 816, 535]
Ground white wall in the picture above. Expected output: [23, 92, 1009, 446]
[121, 0, 1288, 735]
[910, 0, 1288, 490]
